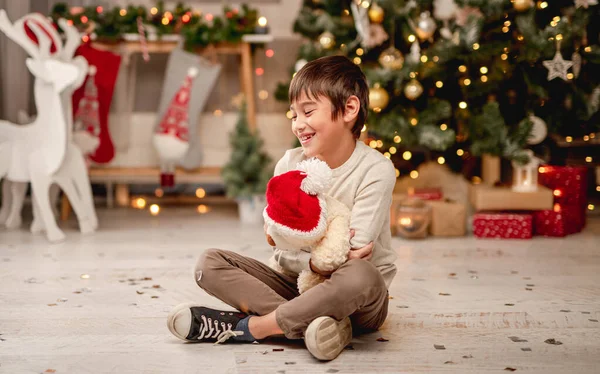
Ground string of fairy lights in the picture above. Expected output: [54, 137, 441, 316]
[55, 2, 598, 214]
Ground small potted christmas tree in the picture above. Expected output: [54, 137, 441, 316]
[221, 98, 272, 224]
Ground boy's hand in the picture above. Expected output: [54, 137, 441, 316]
[348, 229, 374, 260]
[309, 259, 334, 276]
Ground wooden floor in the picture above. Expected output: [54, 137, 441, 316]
[1, 205, 599, 373]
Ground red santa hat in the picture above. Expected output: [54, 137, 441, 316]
[263, 158, 332, 241]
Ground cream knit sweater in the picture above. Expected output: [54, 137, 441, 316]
[269, 140, 398, 288]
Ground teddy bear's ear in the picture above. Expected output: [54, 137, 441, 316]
[297, 158, 332, 195]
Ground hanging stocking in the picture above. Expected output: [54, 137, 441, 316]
[72, 43, 122, 164]
[73, 65, 101, 159]
[153, 67, 196, 186]
[153, 48, 221, 186]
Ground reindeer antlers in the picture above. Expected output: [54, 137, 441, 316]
[0, 11, 82, 61]
[0, 10, 63, 60]
[0, 10, 41, 59]
[57, 18, 82, 60]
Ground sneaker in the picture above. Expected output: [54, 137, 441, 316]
[304, 316, 352, 361]
[167, 303, 249, 344]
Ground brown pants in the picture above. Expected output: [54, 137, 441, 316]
[194, 248, 389, 339]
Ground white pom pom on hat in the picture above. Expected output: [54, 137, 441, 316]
[297, 158, 332, 195]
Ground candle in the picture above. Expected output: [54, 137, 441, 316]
[394, 198, 431, 239]
[512, 150, 539, 192]
[255, 16, 270, 34]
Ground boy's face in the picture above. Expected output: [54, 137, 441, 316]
[290, 93, 351, 160]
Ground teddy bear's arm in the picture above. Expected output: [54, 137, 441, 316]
[310, 210, 351, 272]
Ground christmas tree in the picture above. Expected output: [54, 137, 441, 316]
[276, 0, 600, 177]
[222, 100, 273, 199]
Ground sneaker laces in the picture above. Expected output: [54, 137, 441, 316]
[196, 315, 244, 344]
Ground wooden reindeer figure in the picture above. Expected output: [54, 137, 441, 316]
[0, 11, 97, 242]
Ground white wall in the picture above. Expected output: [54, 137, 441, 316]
[102, 111, 296, 169]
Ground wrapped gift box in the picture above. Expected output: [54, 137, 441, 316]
[538, 165, 588, 227]
[408, 187, 443, 201]
[533, 205, 584, 237]
[473, 213, 533, 239]
[538, 166, 588, 202]
[470, 185, 553, 211]
[428, 199, 466, 237]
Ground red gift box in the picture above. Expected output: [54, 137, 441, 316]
[473, 213, 533, 239]
[538, 165, 588, 228]
[533, 205, 584, 237]
[408, 187, 443, 201]
[538, 166, 588, 205]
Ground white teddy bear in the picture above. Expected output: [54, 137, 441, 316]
[263, 158, 351, 294]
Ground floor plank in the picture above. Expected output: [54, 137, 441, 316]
[1, 206, 599, 373]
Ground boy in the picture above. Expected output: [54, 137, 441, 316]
[167, 55, 398, 361]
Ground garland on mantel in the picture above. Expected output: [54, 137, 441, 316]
[50, 1, 261, 49]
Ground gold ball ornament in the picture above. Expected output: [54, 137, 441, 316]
[319, 31, 336, 49]
[404, 79, 423, 101]
[369, 84, 390, 110]
[378, 47, 404, 70]
[368, 4, 384, 24]
[415, 11, 437, 41]
[513, 0, 534, 12]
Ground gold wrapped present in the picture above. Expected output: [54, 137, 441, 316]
[428, 199, 467, 237]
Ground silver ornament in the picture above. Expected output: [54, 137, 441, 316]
[527, 115, 548, 145]
[416, 11, 437, 41]
[295, 59, 308, 72]
[433, 0, 458, 21]
[350, 1, 371, 49]
[543, 46, 573, 81]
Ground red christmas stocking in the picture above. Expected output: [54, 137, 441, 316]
[72, 43, 121, 164]
[73, 66, 101, 159]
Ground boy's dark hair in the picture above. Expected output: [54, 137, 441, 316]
[289, 55, 369, 138]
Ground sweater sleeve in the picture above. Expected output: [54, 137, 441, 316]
[349, 159, 396, 250]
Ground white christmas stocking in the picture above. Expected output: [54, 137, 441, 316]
[153, 47, 221, 186]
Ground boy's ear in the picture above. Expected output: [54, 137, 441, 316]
[342, 95, 360, 124]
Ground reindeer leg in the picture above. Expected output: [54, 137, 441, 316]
[49, 184, 60, 218]
[4, 181, 26, 229]
[30, 195, 44, 234]
[30, 185, 58, 233]
[30, 158, 65, 243]
[66, 145, 97, 230]
[53, 172, 94, 234]
[0, 179, 11, 225]
[0, 144, 10, 225]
